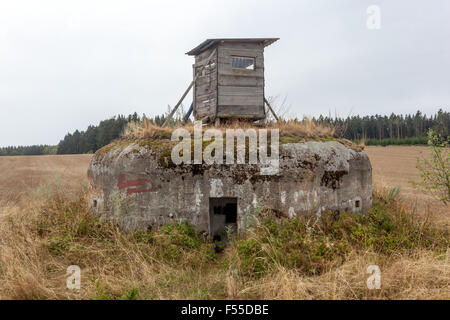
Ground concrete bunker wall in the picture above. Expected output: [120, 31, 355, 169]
[88, 141, 372, 234]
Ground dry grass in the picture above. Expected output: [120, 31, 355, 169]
[1, 199, 232, 299]
[122, 118, 336, 140]
[0, 149, 448, 300]
[222, 184, 449, 300]
[241, 250, 449, 300]
[0, 182, 222, 300]
[122, 118, 175, 140]
[0, 180, 448, 300]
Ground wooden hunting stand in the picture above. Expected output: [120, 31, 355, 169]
[163, 38, 279, 127]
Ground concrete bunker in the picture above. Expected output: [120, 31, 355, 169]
[87, 139, 373, 234]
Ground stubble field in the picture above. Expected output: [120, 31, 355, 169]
[0, 154, 92, 203]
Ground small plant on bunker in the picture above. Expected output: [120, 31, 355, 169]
[225, 225, 234, 241]
[413, 129, 450, 206]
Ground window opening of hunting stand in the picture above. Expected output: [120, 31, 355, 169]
[231, 56, 255, 70]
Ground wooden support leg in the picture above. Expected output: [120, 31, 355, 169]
[215, 118, 221, 127]
[264, 97, 279, 122]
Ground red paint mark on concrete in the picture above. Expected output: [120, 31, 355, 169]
[117, 175, 153, 195]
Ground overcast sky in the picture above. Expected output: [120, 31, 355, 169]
[0, 0, 449, 146]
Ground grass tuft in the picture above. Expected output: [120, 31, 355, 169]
[122, 118, 337, 141]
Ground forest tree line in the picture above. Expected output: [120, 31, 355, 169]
[0, 110, 178, 156]
[0, 145, 57, 156]
[315, 109, 449, 144]
[56, 109, 182, 155]
[0, 109, 448, 156]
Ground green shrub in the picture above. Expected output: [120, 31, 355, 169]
[226, 189, 449, 279]
[35, 188, 216, 268]
[414, 129, 450, 205]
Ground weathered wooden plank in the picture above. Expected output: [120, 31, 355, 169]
[218, 94, 263, 106]
[218, 66, 264, 77]
[196, 107, 213, 118]
[218, 75, 264, 87]
[197, 91, 216, 102]
[213, 48, 218, 119]
[218, 50, 263, 60]
[218, 86, 263, 96]
[217, 105, 265, 117]
[195, 48, 215, 63]
[197, 101, 215, 111]
[195, 83, 214, 96]
[194, 65, 216, 78]
[219, 42, 262, 50]
[195, 48, 217, 120]
[196, 97, 215, 119]
[195, 72, 217, 87]
[217, 43, 264, 52]
[197, 103, 213, 111]
[195, 56, 218, 68]
[164, 49, 216, 127]
[218, 47, 263, 58]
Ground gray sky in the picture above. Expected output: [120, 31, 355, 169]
[0, 0, 449, 147]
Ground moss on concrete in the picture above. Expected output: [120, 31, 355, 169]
[93, 134, 363, 168]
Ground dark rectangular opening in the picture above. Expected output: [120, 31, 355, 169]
[209, 197, 237, 243]
[224, 203, 237, 223]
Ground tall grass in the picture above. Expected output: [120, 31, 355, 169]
[0, 183, 448, 300]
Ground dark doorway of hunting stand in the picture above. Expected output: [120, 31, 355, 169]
[209, 198, 237, 249]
